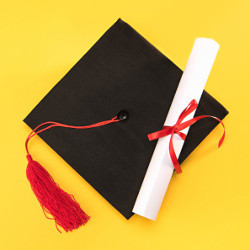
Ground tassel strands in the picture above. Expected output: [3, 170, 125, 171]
[26, 154, 90, 232]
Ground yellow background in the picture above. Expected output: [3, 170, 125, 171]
[1, 0, 249, 249]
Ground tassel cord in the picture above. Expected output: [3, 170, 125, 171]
[25, 116, 119, 155]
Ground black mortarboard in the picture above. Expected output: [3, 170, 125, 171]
[24, 18, 228, 221]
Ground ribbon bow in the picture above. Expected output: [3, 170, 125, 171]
[148, 99, 225, 174]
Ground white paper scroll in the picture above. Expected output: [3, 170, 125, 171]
[132, 38, 220, 220]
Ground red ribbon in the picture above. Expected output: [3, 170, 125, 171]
[148, 99, 225, 174]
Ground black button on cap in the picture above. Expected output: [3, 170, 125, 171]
[117, 110, 129, 121]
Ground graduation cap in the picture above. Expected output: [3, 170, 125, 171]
[24, 18, 228, 232]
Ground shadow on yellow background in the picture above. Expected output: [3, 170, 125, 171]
[0, 1, 249, 249]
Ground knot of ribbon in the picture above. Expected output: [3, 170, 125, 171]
[148, 99, 225, 174]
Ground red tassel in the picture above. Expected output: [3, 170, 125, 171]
[25, 117, 119, 232]
[26, 154, 90, 232]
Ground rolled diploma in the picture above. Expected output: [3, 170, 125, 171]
[132, 38, 220, 220]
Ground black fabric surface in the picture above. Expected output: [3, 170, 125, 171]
[24, 18, 228, 219]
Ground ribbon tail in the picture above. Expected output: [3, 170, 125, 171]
[218, 131, 225, 148]
[169, 134, 182, 174]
